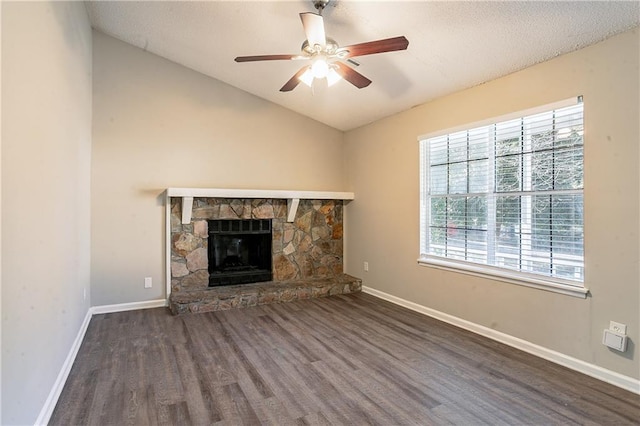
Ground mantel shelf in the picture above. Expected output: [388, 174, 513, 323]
[165, 188, 355, 224]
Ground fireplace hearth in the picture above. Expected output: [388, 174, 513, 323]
[208, 219, 272, 286]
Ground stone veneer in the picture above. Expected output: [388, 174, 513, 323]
[170, 197, 346, 294]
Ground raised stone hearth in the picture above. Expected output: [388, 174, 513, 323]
[169, 273, 361, 315]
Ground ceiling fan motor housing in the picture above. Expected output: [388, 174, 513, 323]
[301, 38, 339, 56]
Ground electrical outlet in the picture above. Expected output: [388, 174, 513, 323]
[364, 261, 369, 272]
[144, 277, 153, 289]
[609, 321, 627, 335]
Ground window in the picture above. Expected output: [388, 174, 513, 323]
[419, 98, 586, 296]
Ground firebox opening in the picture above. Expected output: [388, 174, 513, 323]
[208, 219, 272, 286]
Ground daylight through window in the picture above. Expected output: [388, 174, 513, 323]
[419, 98, 584, 288]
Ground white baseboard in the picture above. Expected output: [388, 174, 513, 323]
[91, 298, 168, 315]
[34, 308, 93, 426]
[35, 298, 168, 425]
[362, 286, 640, 395]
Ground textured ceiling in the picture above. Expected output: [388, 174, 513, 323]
[86, 1, 639, 131]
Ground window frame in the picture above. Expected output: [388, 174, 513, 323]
[418, 97, 588, 298]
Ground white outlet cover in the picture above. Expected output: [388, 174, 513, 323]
[609, 321, 627, 335]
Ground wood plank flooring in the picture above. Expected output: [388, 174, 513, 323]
[51, 293, 640, 425]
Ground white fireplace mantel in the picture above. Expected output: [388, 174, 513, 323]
[165, 187, 355, 223]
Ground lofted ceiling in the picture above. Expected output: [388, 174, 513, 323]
[86, 1, 639, 131]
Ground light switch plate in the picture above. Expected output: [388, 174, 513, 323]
[603, 329, 627, 352]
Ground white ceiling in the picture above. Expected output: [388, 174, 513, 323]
[86, 1, 639, 131]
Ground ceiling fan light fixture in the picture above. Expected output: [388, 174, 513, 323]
[299, 68, 315, 87]
[311, 58, 330, 78]
[326, 67, 342, 86]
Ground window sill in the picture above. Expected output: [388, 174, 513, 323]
[417, 256, 589, 299]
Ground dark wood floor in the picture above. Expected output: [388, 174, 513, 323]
[51, 292, 640, 425]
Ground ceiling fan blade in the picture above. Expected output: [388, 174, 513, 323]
[333, 62, 371, 89]
[280, 66, 310, 92]
[340, 36, 409, 58]
[235, 54, 299, 62]
[300, 12, 326, 48]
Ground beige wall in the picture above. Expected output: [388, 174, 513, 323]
[91, 32, 345, 306]
[1, 2, 92, 424]
[344, 29, 639, 379]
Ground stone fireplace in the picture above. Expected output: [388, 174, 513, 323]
[168, 191, 361, 313]
[170, 197, 347, 291]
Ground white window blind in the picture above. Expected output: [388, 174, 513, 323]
[419, 98, 584, 289]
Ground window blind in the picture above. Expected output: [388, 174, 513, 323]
[420, 99, 584, 284]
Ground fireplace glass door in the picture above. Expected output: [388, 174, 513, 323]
[208, 219, 272, 286]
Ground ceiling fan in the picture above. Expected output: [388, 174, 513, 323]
[234, 0, 409, 92]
